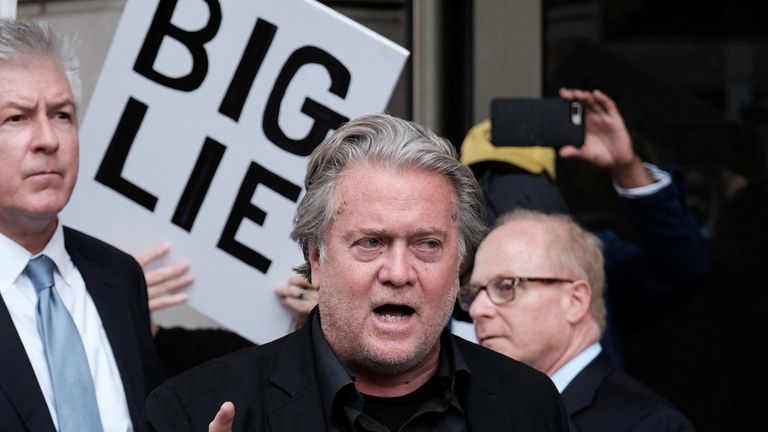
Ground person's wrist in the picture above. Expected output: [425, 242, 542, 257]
[611, 156, 653, 188]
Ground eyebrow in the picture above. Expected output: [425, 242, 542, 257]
[411, 227, 449, 240]
[342, 226, 448, 242]
[0, 100, 35, 111]
[0, 97, 76, 112]
[48, 98, 77, 111]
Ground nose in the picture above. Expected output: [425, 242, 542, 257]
[32, 117, 60, 154]
[378, 242, 415, 288]
[469, 289, 496, 321]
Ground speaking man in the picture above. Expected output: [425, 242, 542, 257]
[143, 114, 568, 431]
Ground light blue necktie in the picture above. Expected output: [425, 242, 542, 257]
[25, 255, 104, 432]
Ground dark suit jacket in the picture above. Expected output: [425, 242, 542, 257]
[144, 323, 568, 431]
[154, 326, 255, 378]
[0, 227, 164, 431]
[603, 178, 709, 339]
[561, 352, 694, 432]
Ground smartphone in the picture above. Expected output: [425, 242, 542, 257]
[491, 98, 585, 149]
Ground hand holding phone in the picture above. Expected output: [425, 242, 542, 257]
[555, 88, 648, 187]
[491, 98, 585, 149]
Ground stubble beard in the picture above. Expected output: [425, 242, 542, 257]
[319, 282, 459, 376]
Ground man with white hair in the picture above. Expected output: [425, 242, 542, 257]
[0, 19, 162, 431]
[464, 209, 695, 431]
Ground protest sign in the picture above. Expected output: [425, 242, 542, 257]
[63, 0, 408, 343]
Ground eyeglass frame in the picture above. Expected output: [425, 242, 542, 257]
[459, 275, 574, 311]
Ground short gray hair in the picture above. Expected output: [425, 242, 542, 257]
[291, 113, 486, 280]
[0, 18, 81, 104]
[496, 209, 607, 332]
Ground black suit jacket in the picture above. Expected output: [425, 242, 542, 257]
[562, 352, 694, 432]
[0, 227, 164, 431]
[144, 322, 568, 431]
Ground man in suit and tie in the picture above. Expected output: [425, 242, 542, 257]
[0, 18, 163, 431]
[464, 209, 694, 431]
[144, 113, 568, 431]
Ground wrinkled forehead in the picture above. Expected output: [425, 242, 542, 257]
[335, 161, 458, 206]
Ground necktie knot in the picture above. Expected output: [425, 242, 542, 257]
[25, 255, 55, 295]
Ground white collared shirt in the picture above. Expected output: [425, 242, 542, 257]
[613, 163, 672, 198]
[0, 223, 133, 431]
[550, 342, 602, 393]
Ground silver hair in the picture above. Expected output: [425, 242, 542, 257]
[0, 18, 81, 105]
[291, 113, 486, 280]
[496, 209, 607, 332]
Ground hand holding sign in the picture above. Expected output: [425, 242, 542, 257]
[134, 242, 193, 312]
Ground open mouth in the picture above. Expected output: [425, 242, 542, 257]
[373, 304, 415, 322]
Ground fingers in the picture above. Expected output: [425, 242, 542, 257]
[145, 260, 193, 290]
[559, 87, 608, 114]
[288, 273, 312, 288]
[139, 246, 194, 313]
[276, 274, 318, 324]
[276, 284, 317, 304]
[276, 274, 315, 300]
[275, 283, 315, 300]
[559, 87, 593, 103]
[209, 401, 235, 432]
[591, 89, 618, 114]
[148, 292, 189, 311]
[133, 242, 170, 268]
[558, 145, 582, 159]
[279, 295, 316, 315]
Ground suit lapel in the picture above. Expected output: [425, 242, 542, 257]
[64, 230, 146, 428]
[265, 325, 327, 431]
[0, 293, 57, 431]
[460, 342, 514, 431]
[560, 352, 613, 417]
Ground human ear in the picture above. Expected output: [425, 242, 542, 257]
[308, 244, 322, 289]
[565, 280, 592, 324]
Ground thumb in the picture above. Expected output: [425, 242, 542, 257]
[209, 401, 235, 432]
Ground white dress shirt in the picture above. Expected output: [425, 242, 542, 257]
[550, 342, 602, 393]
[613, 162, 672, 198]
[0, 223, 133, 431]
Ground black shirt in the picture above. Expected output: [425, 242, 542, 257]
[311, 312, 470, 432]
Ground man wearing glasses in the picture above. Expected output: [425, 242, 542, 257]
[463, 209, 695, 432]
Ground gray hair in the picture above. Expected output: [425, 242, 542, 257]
[0, 18, 81, 105]
[496, 209, 607, 332]
[291, 113, 486, 280]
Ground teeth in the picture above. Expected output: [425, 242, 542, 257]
[379, 313, 407, 322]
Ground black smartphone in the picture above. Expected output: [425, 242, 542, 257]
[491, 98, 585, 149]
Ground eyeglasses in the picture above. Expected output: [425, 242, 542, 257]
[459, 275, 574, 311]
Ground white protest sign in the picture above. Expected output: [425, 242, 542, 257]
[0, 0, 17, 19]
[63, 0, 409, 343]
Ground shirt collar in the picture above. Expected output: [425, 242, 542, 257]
[441, 327, 471, 405]
[311, 309, 358, 419]
[550, 342, 602, 393]
[0, 230, 33, 295]
[0, 222, 72, 296]
[311, 309, 472, 423]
